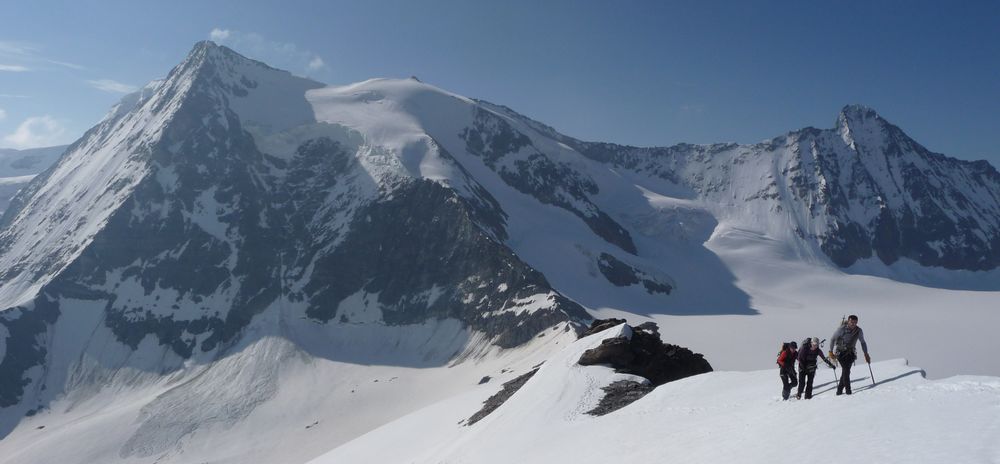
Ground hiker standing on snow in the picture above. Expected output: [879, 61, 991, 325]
[777, 341, 798, 400]
[796, 337, 834, 399]
[830, 314, 871, 395]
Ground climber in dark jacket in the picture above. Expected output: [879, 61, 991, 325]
[830, 314, 871, 395]
[777, 341, 798, 400]
[796, 337, 834, 399]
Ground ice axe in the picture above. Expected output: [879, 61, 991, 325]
[822, 340, 837, 383]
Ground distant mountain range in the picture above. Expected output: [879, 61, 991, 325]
[1, 41, 998, 463]
[0, 145, 67, 213]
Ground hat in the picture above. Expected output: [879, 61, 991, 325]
[789, 341, 798, 349]
[810, 337, 819, 346]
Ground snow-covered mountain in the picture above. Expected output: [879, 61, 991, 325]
[564, 105, 1000, 272]
[0, 145, 66, 214]
[1, 41, 999, 463]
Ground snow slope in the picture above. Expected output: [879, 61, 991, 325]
[313, 324, 1000, 464]
[0, 313, 579, 464]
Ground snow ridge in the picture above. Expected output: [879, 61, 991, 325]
[312, 327, 1000, 464]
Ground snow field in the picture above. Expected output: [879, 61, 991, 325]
[313, 324, 1000, 464]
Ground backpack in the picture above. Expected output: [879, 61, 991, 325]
[777, 342, 789, 365]
[833, 316, 848, 352]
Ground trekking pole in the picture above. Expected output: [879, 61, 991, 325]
[867, 360, 875, 387]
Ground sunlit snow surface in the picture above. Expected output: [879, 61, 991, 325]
[0, 312, 581, 464]
[312, 325, 1000, 464]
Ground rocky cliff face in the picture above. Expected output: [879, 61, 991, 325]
[0, 42, 588, 411]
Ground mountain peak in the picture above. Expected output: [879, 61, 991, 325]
[181, 40, 255, 70]
[837, 104, 882, 128]
[835, 104, 890, 146]
[190, 39, 219, 52]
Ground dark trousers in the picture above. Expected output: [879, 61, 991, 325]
[797, 366, 816, 399]
[837, 351, 856, 395]
[780, 369, 797, 400]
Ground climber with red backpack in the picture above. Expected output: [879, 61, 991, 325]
[776, 341, 798, 400]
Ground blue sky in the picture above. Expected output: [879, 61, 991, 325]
[1, 1, 998, 167]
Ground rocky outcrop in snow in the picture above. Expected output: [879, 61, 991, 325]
[578, 319, 712, 386]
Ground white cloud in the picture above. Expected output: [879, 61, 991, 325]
[87, 79, 138, 94]
[44, 59, 84, 70]
[210, 28, 231, 41]
[2, 116, 69, 149]
[207, 28, 329, 77]
[0, 41, 37, 56]
[0, 40, 83, 70]
[0, 64, 29, 72]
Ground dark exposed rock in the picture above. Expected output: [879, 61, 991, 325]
[0, 295, 60, 408]
[580, 318, 627, 337]
[634, 321, 660, 336]
[578, 321, 712, 387]
[577, 320, 710, 414]
[586, 380, 654, 416]
[301, 179, 590, 348]
[466, 368, 539, 426]
[597, 253, 672, 295]
[597, 253, 640, 286]
[579, 337, 635, 366]
[461, 108, 637, 254]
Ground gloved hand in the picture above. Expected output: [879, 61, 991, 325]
[864, 353, 871, 363]
[828, 351, 835, 360]
[826, 361, 835, 369]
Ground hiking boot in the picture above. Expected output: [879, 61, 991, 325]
[795, 393, 801, 400]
